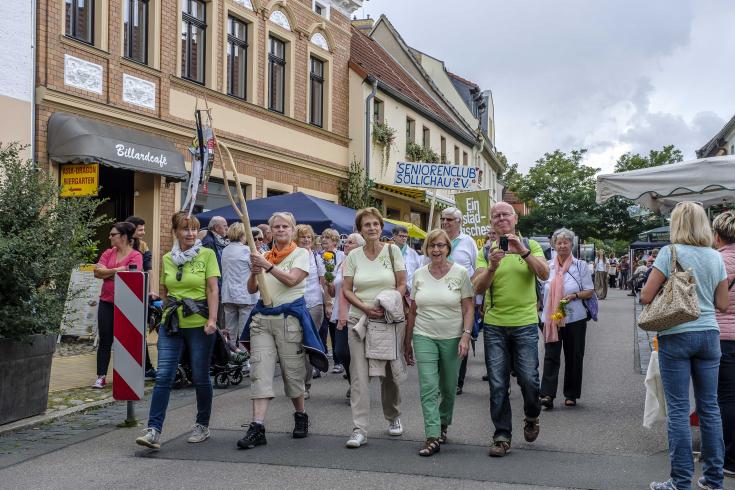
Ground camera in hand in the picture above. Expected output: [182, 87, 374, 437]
[128, 264, 138, 271]
[499, 236, 509, 252]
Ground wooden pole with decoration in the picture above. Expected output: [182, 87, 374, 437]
[201, 98, 272, 306]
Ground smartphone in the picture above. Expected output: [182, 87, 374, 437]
[499, 236, 509, 252]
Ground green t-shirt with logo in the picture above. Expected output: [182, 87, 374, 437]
[475, 239, 544, 327]
[161, 247, 221, 328]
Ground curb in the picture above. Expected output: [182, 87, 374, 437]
[0, 396, 118, 437]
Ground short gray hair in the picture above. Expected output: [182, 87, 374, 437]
[441, 207, 462, 221]
[551, 227, 575, 246]
[208, 216, 227, 230]
[348, 232, 365, 247]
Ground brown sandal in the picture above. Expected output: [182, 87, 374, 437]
[565, 399, 577, 407]
[439, 425, 448, 444]
[419, 437, 441, 457]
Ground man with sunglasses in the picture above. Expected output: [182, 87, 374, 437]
[473, 201, 549, 457]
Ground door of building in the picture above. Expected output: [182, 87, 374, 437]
[92, 166, 135, 259]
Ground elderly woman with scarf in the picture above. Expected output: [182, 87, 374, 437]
[136, 212, 220, 450]
[539, 228, 594, 410]
[237, 212, 327, 450]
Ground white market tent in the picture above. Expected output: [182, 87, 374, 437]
[596, 155, 735, 213]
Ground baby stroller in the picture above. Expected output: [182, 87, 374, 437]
[173, 329, 249, 389]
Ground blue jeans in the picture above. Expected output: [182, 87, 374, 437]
[719, 340, 735, 472]
[658, 330, 724, 490]
[147, 326, 215, 433]
[483, 324, 541, 443]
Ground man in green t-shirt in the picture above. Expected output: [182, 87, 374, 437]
[473, 202, 549, 457]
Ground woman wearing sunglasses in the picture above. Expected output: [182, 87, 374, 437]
[92, 222, 143, 389]
[136, 212, 220, 450]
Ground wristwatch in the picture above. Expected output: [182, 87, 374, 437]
[462, 329, 472, 336]
[520, 249, 531, 259]
[266, 264, 274, 273]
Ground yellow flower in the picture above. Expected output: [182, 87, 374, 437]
[551, 312, 564, 321]
[323, 252, 334, 261]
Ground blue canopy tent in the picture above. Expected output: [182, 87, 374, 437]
[196, 192, 395, 236]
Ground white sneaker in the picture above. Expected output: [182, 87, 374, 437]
[345, 430, 367, 448]
[91, 376, 106, 389]
[135, 428, 161, 449]
[332, 364, 344, 374]
[388, 418, 403, 436]
[187, 423, 210, 443]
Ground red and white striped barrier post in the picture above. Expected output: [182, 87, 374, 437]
[113, 270, 148, 426]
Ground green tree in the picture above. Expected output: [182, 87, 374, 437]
[338, 157, 378, 210]
[614, 144, 683, 172]
[512, 149, 600, 238]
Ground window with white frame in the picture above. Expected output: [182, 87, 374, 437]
[312, 0, 330, 19]
[227, 16, 248, 99]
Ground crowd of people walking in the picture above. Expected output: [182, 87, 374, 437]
[90, 198, 735, 489]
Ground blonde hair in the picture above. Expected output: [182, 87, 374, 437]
[268, 212, 296, 229]
[227, 222, 245, 242]
[713, 210, 735, 244]
[669, 202, 713, 247]
[422, 229, 452, 256]
[355, 207, 384, 231]
[171, 211, 200, 232]
[295, 224, 316, 241]
[321, 228, 340, 244]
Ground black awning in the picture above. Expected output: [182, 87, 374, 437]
[48, 112, 188, 181]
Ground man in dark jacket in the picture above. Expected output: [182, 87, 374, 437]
[126, 215, 156, 380]
[201, 216, 229, 272]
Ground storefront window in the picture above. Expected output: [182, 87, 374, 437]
[181, 179, 249, 215]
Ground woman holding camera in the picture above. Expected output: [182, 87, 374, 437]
[136, 212, 220, 450]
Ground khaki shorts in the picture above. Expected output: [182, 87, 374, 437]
[249, 314, 306, 399]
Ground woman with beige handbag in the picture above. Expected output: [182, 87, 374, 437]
[640, 202, 729, 490]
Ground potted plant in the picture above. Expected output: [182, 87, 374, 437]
[0, 142, 102, 425]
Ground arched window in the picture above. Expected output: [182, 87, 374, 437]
[310, 32, 329, 51]
[268, 10, 291, 31]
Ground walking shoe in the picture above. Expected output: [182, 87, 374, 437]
[144, 368, 157, 381]
[91, 376, 106, 389]
[650, 480, 678, 490]
[540, 396, 554, 410]
[237, 422, 266, 449]
[345, 430, 367, 448]
[312, 368, 322, 379]
[697, 476, 723, 490]
[187, 423, 210, 443]
[488, 440, 510, 457]
[388, 418, 403, 436]
[724, 467, 735, 477]
[456, 386, 463, 395]
[292, 412, 309, 439]
[135, 427, 161, 449]
[332, 363, 344, 374]
[523, 418, 540, 442]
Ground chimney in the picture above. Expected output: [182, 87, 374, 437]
[352, 14, 374, 34]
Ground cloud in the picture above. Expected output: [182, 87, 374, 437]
[361, 0, 735, 174]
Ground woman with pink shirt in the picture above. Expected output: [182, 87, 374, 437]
[92, 222, 143, 388]
[714, 211, 735, 478]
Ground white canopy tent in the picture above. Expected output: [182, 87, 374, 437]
[596, 155, 735, 213]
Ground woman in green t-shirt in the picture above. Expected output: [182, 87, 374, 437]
[406, 229, 474, 457]
[136, 212, 220, 450]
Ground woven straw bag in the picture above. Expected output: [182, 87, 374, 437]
[638, 245, 700, 332]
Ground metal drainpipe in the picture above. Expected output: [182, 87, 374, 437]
[31, 0, 37, 168]
[365, 76, 377, 179]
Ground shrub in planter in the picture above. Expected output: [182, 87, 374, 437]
[0, 142, 102, 424]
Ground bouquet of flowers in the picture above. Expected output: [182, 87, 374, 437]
[550, 299, 570, 322]
[323, 251, 336, 283]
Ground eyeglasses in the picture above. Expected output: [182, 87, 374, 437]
[428, 242, 448, 249]
[176, 264, 184, 281]
[396, 234, 409, 239]
[491, 212, 514, 220]
[254, 237, 265, 242]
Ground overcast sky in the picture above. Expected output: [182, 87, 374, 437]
[360, 0, 735, 174]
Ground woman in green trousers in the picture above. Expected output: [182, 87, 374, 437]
[405, 229, 474, 456]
